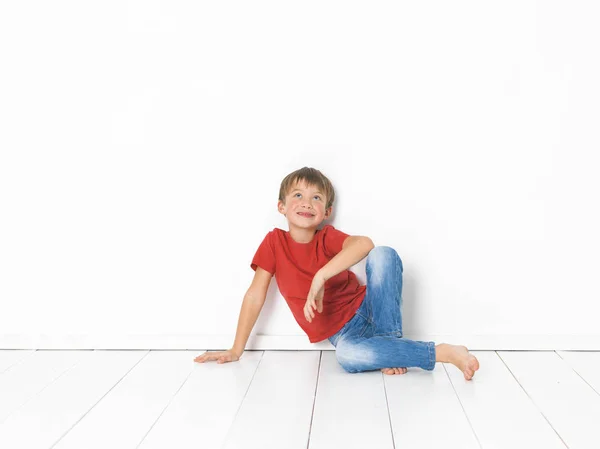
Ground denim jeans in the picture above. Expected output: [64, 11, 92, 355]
[328, 246, 436, 373]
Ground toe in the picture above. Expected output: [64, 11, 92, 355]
[383, 367, 408, 375]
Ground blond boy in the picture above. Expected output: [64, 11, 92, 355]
[195, 167, 479, 380]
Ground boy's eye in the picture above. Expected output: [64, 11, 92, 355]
[294, 193, 321, 200]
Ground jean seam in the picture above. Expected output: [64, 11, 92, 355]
[355, 311, 369, 321]
[358, 319, 370, 338]
[428, 342, 435, 370]
[373, 330, 403, 338]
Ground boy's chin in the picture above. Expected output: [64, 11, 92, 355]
[290, 220, 321, 229]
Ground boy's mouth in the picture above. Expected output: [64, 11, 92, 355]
[297, 212, 315, 218]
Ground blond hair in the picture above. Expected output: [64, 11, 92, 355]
[278, 167, 335, 210]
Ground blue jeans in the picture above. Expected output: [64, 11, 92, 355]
[328, 246, 436, 373]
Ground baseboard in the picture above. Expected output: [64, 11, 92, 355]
[1, 334, 600, 350]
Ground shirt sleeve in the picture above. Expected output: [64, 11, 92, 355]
[322, 225, 350, 257]
[250, 230, 276, 275]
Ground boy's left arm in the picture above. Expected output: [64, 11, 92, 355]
[304, 236, 375, 322]
[317, 236, 375, 281]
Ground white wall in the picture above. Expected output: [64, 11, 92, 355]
[1, 1, 599, 350]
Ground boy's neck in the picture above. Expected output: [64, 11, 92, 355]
[287, 225, 318, 244]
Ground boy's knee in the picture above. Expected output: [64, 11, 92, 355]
[337, 358, 360, 374]
[335, 343, 370, 374]
[335, 345, 356, 373]
[367, 245, 403, 271]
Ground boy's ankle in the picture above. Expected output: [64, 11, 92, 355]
[434, 343, 449, 363]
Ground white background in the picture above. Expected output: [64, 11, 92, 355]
[1, 1, 599, 349]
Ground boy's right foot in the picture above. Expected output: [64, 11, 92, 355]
[436, 343, 480, 381]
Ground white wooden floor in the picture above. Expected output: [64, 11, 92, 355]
[0, 350, 599, 449]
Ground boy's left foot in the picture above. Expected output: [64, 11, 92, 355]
[444, 344, 480, 380]
[381, 367, 407, 375]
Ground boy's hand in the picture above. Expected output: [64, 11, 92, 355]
[194, 348, 242, 364]
[304, 273, 325, 323]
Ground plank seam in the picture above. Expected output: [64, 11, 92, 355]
[0, 350, 87, 426]
[305, 351, 323, 449]
[221, 350, 265, 448]
[443, 362, 483, 449]
[495, 351, 569, 449]
[555, 351, 600, 397]
[0, 349, 36, 375]
[48, 350, 151, 449]
[381, 371, 396, 449]
[135, 353, 196, 449]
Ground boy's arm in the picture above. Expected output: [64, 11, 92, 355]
[317, 236, 374, 281]
[231, 267, 273, 356]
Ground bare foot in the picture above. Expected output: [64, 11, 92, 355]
[444, 344, 480, 380]
[381, 367, 408, 375]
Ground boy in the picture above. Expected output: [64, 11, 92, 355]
[195, 167, 480, 380]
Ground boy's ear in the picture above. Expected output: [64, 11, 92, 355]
[324, 206, 332, 218]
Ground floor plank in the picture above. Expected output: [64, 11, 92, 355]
[446, 351, 566, 449]
[556, 350, 600, 395]
[384, 360, 479, 448]
[498, 350, 600, 449]
[308, 351, 394, 449]
[52, 351, 194, 449]
[1, 349, 597, 449]
[0, 350, 88, 424]
[138, 350, 262, 449]
[0, 350, 147, 449]
[0, 350, 35, 373]
[222, 350, 320, 449]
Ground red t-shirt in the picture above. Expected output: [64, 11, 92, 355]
[250, 224, 367, 343]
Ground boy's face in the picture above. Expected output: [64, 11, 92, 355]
[278, 180, 332, 229]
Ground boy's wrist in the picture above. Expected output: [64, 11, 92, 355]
[316, 269, 329, 282]
[231, 347, 244, 357]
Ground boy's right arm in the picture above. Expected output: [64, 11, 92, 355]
[194, 266, 273, 364]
